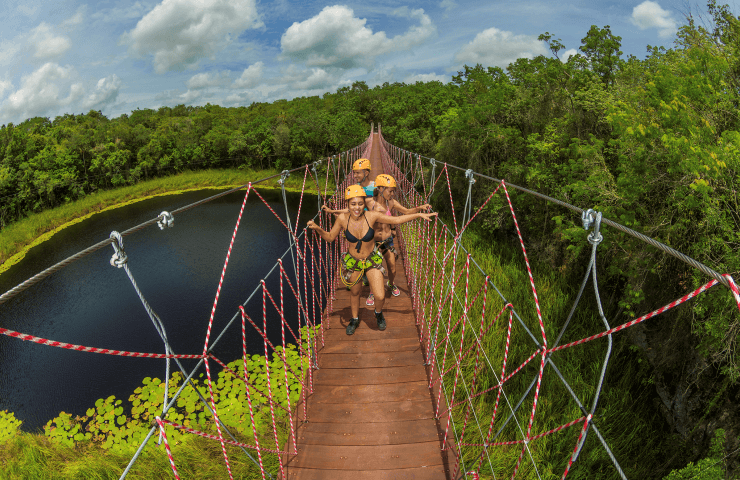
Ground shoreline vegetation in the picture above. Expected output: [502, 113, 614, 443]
[0, 168, 333, 277]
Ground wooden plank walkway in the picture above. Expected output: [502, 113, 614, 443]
[282, 134, 453, 479]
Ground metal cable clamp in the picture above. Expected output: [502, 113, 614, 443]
[278, 169, 290, 186]
[157, 211, 174, 230]
[109, 231, 127, 268]
[582, 208, 603, 245]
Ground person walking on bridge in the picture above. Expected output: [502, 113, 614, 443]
[365, 174, 431, 306]
[307, 185, 436, 335]
[352, 158, 375, 199]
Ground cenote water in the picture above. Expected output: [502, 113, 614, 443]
[0, 188, 323, 432]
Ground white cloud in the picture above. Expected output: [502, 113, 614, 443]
[92, 1, 157, 23]
[630, 1, 677, 38]
[82, 75, 122, 110]
[454, 27, 547, 69]
[187, 70, 231, 89]
[440, 0, 457, 12]
[275, 65, 336, 91]
[17, 3, 39, 17]
[0, 63, 83, 121]
[562, 48, 578, 62]
[293, 67, 334, 90]
[233, 62, 264, 89]
[30, 23, 72, 60]
[223, 89, 264, 107]
[0, 41, 21, 66]
[121, 0, 263, 74]
[62, 6, 86, 28]
[154, 88, 204, 104]
[280, 5, 435, 70]
[405, 72, 448, 83]
[0, 79, 13, 99]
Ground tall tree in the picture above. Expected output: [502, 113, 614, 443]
[579, 25, 623, 87]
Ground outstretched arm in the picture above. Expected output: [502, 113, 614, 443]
[368, 210, 437, 226]
[391, 200, 432, 215]
[321, 204, 346, 218]
[307, 214, 344, 242]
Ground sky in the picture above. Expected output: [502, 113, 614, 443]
[0, 0, 726, 124]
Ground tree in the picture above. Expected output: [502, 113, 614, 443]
[579, 25, 623, 87]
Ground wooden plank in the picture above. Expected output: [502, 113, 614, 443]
[304, 399, 434, 423]
[320, 337, 420, 354]
[312, 365, 428, 386]
[285, 441, 445, 470]
[319, 350, 423, 369]
[323, 324, 419, 340]
[307, 381, 430, 404]
[295, 419, 443, 446]
[283, 465, 451, 480]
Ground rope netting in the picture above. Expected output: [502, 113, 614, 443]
[2, 124, 739, 480]
[0, 136, 374, 479]
[377, 126, 740, 479]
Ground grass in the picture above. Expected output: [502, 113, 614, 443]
[0, 167, 336, 276]
[0, 430, 278, 479]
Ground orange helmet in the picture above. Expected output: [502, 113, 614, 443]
[352, 158, 371, 171]
[375, 174, 397, 188]
[345, 185, 366, 200]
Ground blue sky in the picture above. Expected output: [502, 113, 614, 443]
[0, 0, 719, 124]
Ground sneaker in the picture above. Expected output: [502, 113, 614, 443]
[375, 311, 386, 331]
[366, 293, 375, 306]
[388, 282, 400, 297]
[346, 317, 360, 335]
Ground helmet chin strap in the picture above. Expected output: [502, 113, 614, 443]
[356, 171, 368, 186]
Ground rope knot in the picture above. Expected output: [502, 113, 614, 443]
[109, 231, 127, 268]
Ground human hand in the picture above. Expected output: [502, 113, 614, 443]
[307, 220, 319, 230]
[420, 212, 438, 222]
[417, 204, 432, 212]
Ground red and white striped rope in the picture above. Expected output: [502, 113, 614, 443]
[239, 306, 267, 479]
[261, 281, 285, 480]
[155, 417, 181, 480]
[159, 419, 288, 455]
[0, 328, 202, 358]
[203, 185, 251, 356]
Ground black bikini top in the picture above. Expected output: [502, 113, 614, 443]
[345, 214, 374, 252]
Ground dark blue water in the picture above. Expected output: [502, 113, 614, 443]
[0, 188, 324, 432]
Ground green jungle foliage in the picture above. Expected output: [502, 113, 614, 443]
[663, 429, 727, 480]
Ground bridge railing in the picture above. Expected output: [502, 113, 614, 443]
[0, 134, 376, 479]
[378, 128, 740, 479]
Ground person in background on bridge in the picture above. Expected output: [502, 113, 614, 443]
[352, 158, 375, 199]
[307, 185, 437, 335]
[365, 174, 431, 307]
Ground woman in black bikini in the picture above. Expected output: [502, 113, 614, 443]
[307, 185, 437, 335]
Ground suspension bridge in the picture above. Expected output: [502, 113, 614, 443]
[1, 125, 738, 479]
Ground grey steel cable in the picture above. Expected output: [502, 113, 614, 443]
[422, 157, 731, 290]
